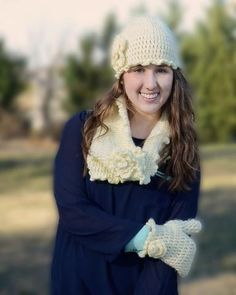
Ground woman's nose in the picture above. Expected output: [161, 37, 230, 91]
[144, 71, 158, 90]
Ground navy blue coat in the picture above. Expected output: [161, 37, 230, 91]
[50, 110, 201, 295]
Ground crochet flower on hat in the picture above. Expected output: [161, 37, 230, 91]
[111, 35, 128, 78]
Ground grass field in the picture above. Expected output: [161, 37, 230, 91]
[0, 139, 235, 294]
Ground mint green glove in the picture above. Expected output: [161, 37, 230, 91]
[124, 225, 149, 252]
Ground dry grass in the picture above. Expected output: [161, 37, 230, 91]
[179, 143, 236, 294]
[0, 139, 236, 294]
[0, 139, 57, 295]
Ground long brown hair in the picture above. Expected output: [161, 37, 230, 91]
[82, 68, 200, 192]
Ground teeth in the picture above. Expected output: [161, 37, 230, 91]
[140, 92, 160, 99]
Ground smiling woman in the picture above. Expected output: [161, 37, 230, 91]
[51, 15, 202, 295]
[123, 64, 174, 125]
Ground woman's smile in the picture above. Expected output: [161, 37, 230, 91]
[139, 91, 161, 102]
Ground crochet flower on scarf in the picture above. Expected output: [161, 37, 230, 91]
[108, 150, 142, 179]
[87, 95, 171, 185]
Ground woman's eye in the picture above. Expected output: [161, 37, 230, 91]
[156, 68, 167, 73]
[130, 66, 145, 72]
[132, 67, 144, 72]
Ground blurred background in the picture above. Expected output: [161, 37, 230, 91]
[0, 0, 236, 294]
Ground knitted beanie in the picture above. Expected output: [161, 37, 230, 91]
[110, 16, 182, 79]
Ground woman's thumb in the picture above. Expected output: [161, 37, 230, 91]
[180, 219, 202, 234]
[165, 219, 202, 234]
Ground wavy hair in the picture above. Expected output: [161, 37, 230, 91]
[81, 69, 200, 192]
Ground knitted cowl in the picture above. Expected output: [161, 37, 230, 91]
[87, 95, 171, 185]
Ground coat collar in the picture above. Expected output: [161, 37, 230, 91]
[87, 95, 171, 185]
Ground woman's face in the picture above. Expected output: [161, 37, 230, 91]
[122, 64, 173, 119]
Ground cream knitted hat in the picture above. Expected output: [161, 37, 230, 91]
[110, 16, 182, 79]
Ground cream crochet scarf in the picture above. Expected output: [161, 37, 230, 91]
[87, 95, 171, 185]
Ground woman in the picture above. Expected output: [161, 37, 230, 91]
[51, 16, 202, 294]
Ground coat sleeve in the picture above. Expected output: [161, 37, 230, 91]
[166, 171, 201, 221]
[53, 110, 144, 262]
[134, 173, 201, 295]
